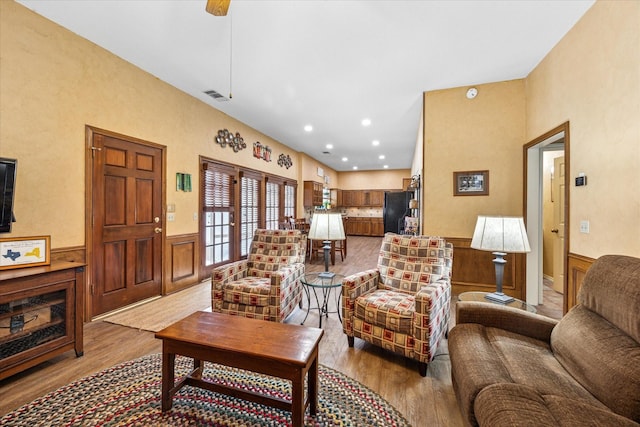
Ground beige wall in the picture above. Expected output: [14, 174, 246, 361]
[526, 0, 640, 258]
[422, 80, 527, 237]
[337, 169, 410, 190]
[0, 1, 298, 246]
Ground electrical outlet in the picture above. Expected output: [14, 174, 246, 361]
[193, 212, 198, 221]
[167, 213, 175, 222]
[579, 220, 590, 234]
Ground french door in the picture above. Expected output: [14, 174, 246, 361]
[201, 161, 236, 278]
[199, 158, 297, 278]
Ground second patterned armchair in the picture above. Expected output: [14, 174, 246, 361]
[211, 229, 306, 322]
[342, 233, 453, 376]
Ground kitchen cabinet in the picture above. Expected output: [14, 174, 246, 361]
[303, 181, 324, 207]
[341, 190, 384, 207]
[363, 190, 384, 207]
[342, 190, 361, 207]
[345, 217, 383, 236]
[371, 218, 384, 236]
[0, 261, 84, 380]
[330, 188, 343, 207]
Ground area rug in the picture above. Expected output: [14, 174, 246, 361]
[1, 353, 411, 427]
[102, 281, 211, 332]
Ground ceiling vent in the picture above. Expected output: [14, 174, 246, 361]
[204, 89, 229, 102]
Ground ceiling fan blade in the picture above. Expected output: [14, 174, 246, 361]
[206, 0, 230, 16]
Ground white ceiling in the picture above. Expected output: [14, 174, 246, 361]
[16, 0, 594, 172]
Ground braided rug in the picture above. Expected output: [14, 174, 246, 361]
[2, 353, 411, 426]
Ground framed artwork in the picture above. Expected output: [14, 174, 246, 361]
[453, 170, 489, 196]
[0, 236, 51, 270]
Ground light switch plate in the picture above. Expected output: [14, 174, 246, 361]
[579, 220, 589, 233]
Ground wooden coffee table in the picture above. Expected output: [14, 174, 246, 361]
[155, 311, 324, 427]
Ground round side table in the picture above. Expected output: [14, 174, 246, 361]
[458, 291, 537, 313]
[301, 272, 345, 328]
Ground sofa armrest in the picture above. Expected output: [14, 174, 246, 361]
[456, 301, 558, 343]
[342, 269, 380, 301]
[412, 279, 452, 361]
[211, 259, 249, 289]
[269, 262, 305, 294]
[342, 269, 380, 335]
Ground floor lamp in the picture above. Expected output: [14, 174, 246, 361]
[471, 215, 531, 303]
[308, 213, 345, 279]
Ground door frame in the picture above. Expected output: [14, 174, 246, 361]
[85, 125, 167, 321]
[523, 122, 570, 312]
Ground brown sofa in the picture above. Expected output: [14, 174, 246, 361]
[449, 254, 640, 426]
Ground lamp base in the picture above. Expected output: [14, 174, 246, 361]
[318, 271, 336, 279]
[484, 292, 515, 304]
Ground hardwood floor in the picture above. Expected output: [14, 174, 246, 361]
[0, 235, 563, 425]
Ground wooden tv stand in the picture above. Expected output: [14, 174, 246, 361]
[0, 261, 84, 380]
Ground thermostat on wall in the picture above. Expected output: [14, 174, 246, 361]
[575, 173, 587, 187]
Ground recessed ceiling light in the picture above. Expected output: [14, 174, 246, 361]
[378, 155, 385, 160]
[304, 125, 313, 132]
[326, 144, 333, 149]
[361, 118, 371, 127]
[372, 140, 380, 146]
[342, 157, 348, 162]
[383, 165, 389, 169]
[353, 166, 358, 170]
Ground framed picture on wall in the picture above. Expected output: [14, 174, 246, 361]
[453, 170, 489, 196]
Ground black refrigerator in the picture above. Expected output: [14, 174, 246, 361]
[383, 191, 411, 234]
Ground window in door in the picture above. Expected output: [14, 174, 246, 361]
[240, 174, 259, 256]
[284, 183, 295, 219]
[201, 161, 235, 274]
[265, 181, 279, 230]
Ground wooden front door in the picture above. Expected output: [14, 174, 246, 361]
[89, 128, 164, 316]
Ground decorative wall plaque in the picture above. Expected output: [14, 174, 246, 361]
[215, 129, 247, 152]
[253, 142, 272, 162]
[277, 154, 293, 169]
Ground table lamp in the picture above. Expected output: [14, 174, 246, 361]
[308, 213, 345, 279]
[470, 215, 531, 303]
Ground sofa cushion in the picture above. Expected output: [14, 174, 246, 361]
[377, 234, 447, 293]
[222, 277, 271, 306]
[355, 289, 414, 334]
[551, 304, 640, 422]
[577, 254, 640, 342]
[475, 383, 640, 427]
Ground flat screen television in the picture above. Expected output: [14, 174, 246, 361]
[0, 157, 17, 233]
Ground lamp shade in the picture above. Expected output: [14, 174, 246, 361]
[308, 213, 345, 241]
[471, 216, 531, 253]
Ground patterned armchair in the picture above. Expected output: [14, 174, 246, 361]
[211, 229, 306, 322]
[342, 233, 453, 376]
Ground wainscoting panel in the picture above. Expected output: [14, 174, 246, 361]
[447, 237, 526, 300]
[51, 246, 86, 264]
[164, 233, 199, 294]
[566, 252, 595, 312]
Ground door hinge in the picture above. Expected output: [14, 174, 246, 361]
[90, 283, 95, 296]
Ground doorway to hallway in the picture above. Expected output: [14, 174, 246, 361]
[524, 122, 570, 315]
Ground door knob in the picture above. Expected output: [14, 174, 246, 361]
[154, 227, 163, 234]
[551, 228, 559, 233]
